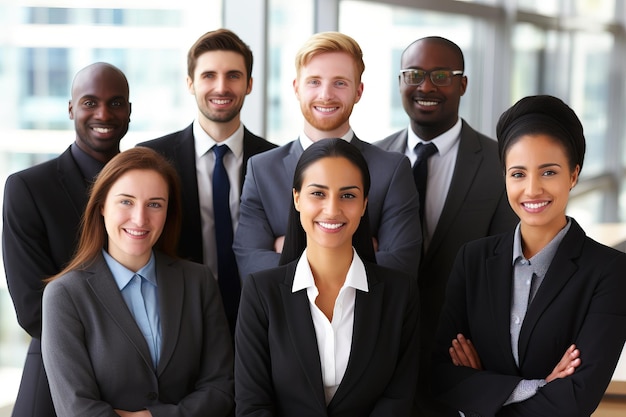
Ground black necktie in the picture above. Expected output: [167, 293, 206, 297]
[412, 142, 438, 223]
[212, 145, 240, 335]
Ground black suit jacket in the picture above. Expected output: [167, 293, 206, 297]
[3, 146, 89, 417]
[376, 122, 518, 350]
[433, 219, 626, 417]
[235, 260, 420, 417]
[138, 123, 277, 264]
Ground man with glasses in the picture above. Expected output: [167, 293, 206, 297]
[376, 36, 517, 417]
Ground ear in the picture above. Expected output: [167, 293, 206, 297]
[570, 164, 580, 189]
[293, 188, 301, 212]
[293, 78, 299, 100]
[246, 77, 253, 95]
[354, 82, 364, 104]
[361, 197, 368, 217]
[459, 75, 468, 96]
[68, 100, 74, 120]
[186, 75, 195, 95]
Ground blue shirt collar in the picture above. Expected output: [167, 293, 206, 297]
[102, 249, 157, 290]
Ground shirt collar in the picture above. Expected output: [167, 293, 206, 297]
[406, 118, 462, 157]
[193, 119, 244, 159]
[103, 249, 157, 290]
[70, 142, 107, 182]
[292, 248, 368, 293]
[512, 217, 572, 272]
[298, 128, 354, 151]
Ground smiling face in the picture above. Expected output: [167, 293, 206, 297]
[505, 134, 579, 238]
[400, 39, 466, 140]
[102, 169, 169, 271]
[188, 50, 252, 134]
[294, 52, 364, 140]
[69, 64, 131, 163]
[294, 156, 367, 254]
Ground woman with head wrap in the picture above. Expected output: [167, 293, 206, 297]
[432, 95, 626, 417]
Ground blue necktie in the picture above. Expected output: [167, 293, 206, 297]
[128, 274, 159, 368]
[212, 145, 240, 335]
[413, 142, 438, 224]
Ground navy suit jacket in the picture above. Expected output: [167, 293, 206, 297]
[42, 252, 234, 417]
[233, 136, 421, 280]
[376, 122, 517, 350]
[433, 219, 626, 417]
[235, 260, 420, 416]
[138, 123, 277, 264]
[3, 146, 89, 417]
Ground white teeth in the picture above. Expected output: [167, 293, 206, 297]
[318, 222, 343, 230]
[315, 107, 337, 113]
[524, 202, 549, 209]
[125, 229, 148, 236]
[417, 100, 438, 106]
[93, 127, 113, 133]
[212, 99, 231, 104]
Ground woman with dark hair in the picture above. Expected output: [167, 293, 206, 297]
[432, 95, 626, 416]
[41, 147, 234, 417]
[235, 138, 419, 416]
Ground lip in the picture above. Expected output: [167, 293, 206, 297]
[521, 200, 551, 213]
[314, 105, 339, 115]
[123, 228, 149, 239]
[316, 221, 345, 232]
[209, 97, 233, 106]
[413, 96, 442, 110]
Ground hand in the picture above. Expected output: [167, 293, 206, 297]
[115, 410, 152, 417]
[372, 237, 379, 252]
[546, 344, 581, 383]
[449, 333, 482, 370]
[274, 236, 285, 253]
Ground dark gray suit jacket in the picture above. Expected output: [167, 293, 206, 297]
[42, 252, 234, 417]
[433, 220, 626, 417]
[235, 260, 420, 416]
[233, 136, 421, 280]
[375, 122, 518, 344]
[3, 146, 89, 417]
[138, 123, 277, 264]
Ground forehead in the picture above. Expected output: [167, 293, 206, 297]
[303, 156, 363, 184]
[108, 169, 168, 194]
[300, 52, 358, 79]
[72, 67, 128, 101]
[505, 134, 570, 164]
[194, 50, 247, 74]
[401, 40, 461, 69]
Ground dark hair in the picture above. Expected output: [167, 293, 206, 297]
[279, 139, 376, 265]
[496, 95, 586, 174]
[49, 147, 182, 281]
[402, 36, 465, 71]
[187, 28, 254, 81]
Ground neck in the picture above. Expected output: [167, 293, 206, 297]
[410, 118, 457, 141]
[198, 115, 241, 143]
[304, 123, 351, 142]
[306, 244, 353, 286]
[520, 218, 567, 258]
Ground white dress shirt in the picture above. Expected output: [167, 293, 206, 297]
[405, 119, 461, 250]
[298, 128, 354, 151]
[292, 248, 369, 404]
[193, 120, 244, 279]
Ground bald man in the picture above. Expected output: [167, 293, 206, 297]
[3, 62, 131, 417]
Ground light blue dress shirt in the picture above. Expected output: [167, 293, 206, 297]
[103, 250, 161, 369]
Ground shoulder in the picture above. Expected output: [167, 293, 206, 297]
[243, 128, 278, 151]
[373, 129, 407, 150]
[247, 141, 294, 166]
[358, 138, 408, 166]
[44, 269, 89, 300]
[137, 125, 192, 150]
[460, 121, 499, 154]
[5, 154, 66, 195]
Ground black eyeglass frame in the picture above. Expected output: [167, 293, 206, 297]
[399, 69, 464, 86]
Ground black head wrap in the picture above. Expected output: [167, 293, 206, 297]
[496, 95, 586, 174]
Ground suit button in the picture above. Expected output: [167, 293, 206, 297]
[147, 392, 158, 400]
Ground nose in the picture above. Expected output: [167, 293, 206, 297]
[131, 206, 148, 227]
[214, 75, 228, 93]
[526, 174, 543, 197]
[324, 195, 341, 216]
[318, 82, 333, 101]
[417, 75, 437, 93]
[94, 103, 113, 120]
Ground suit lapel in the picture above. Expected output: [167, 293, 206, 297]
[279, 262, 327, 410]
[283, 140, 303, 182]
[86, 255, 154, 370]
[386, 129, 409, 154]
[331, 266, 383, 406]
[517, 222, 583, 366]
[56, 148, 90, 219]
[486, 234, 519, 368]
[154, 253, 184, 375]
[427, 123, 483, 257]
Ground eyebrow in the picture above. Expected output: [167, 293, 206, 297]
[507, 162, 562, 172]
[306, 184, 361, 191]
[115, 193, 167, 201]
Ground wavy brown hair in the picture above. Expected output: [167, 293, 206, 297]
[48, 147, 182, 281]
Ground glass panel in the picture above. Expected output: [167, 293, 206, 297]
[517, 0, 560, 15]
[338, 0, 481, 142]
[569, 31, 613, 178]
[266, 0, 314, 144]
[574, 0, 616, 20]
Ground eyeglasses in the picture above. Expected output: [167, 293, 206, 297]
[400, 69, 464, 87]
